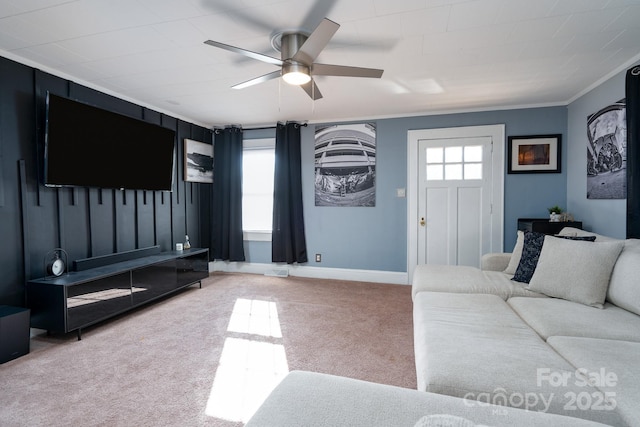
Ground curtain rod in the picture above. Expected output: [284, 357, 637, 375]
[245, 123, 308, 131]
[213, 123, 308, 134]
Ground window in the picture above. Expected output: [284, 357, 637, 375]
[242, 138, 275, 241]
[426, 145, 483, 181]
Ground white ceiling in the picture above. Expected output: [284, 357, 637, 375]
[1, 0, 640, 128]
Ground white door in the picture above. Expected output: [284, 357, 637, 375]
[418, 137, 491, 267]
[408, 125, 504, 282]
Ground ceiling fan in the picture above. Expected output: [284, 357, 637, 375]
[204, 18, 384, 100]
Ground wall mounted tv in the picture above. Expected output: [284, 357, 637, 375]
[44, 92, 176, 191]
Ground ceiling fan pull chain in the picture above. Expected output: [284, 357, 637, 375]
[278, 77, 282, 112]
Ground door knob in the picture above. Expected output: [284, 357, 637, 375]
[420, 217, 425, 226]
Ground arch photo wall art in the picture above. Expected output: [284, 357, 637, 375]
[587, 99, 626, 199]
[184, 139, 213, 183]
[314, 123, 376, 207]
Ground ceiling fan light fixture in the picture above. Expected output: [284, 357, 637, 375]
[282, 63, 311, 85]
[204, 18, 382, 100]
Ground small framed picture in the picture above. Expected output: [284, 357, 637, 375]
[184, 139, 213, 183]
[507, 134, 561, 174]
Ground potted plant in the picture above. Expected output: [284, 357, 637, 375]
[548, 205, 563, 222]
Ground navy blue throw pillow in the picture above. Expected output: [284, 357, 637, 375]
[512, 231, 546, 284]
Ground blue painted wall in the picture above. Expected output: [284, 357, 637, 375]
[566, 64, 638, 238]
[245, 106, 568, 272]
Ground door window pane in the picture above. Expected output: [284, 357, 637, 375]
[445, 164, 463, 180]
[426, 144, 484, 181]
[464, 146, 482, 162]
[426, 147, 443, 163]
[426, 164, 443, 180]
[445, 146, 462, 163]
[464, 163, 482, 180]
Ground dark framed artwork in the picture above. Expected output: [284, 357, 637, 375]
[507, 134, 561, 174]
[184, 139, 213, 183]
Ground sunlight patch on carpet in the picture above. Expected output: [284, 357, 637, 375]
[205, 299, 289, 422]
[227, 298, 283, 338]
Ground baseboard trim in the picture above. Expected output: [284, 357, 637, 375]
[209, 261, 409, 285]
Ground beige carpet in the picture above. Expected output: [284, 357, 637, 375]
[0, 272, 415, 426]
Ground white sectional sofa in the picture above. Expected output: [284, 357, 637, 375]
[246, 226, 637, 426]
[412, 227, 640, 427]
[246, 370, 609, 427]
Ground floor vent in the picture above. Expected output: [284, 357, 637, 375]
[264, 268, 289, 278]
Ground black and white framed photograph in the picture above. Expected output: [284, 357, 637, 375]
[587, 99, 626, 199]
[314, 123, 376, 207]
[184, 139, 213, 183]
[507, 134, 561, 174]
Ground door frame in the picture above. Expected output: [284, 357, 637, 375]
[407, 124, 505, 283]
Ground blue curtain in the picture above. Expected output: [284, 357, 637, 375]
[627, 65, 640, 238]
[211, 126, 245, 261]
[272, 122, 308, 263]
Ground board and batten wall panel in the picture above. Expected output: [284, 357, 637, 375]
[115, 190, 137, 253]
[0, 55, 212, 306]
[136, 190, 156, 249]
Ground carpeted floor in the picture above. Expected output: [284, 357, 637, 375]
[0, 272, 415, 426]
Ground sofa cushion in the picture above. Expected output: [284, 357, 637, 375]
[607, 238, 640, 316]
[547, 337, 640, 427]
[481, 252, 512, 272]
[246, 371, 611, 427]
[507, 297, 640, 342]
[411, 264, 544, 301]
[512, 231, 546, 283]
[504, 230, 524, 275]
[527, 236, 624, 308]
[412, 292, 621, 426]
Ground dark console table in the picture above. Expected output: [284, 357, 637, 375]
[27, 247, 209, 340]
[517, 218, 583, 235]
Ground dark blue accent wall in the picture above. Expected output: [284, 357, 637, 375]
[0, 56, 212, 306]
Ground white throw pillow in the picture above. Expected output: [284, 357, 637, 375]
[503, 230, 524, 275]
[528, 236, 624, 308]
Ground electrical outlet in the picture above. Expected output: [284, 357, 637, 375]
[315, 254, 322, 262]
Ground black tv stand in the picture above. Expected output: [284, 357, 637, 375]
[27, 247, 209, 340]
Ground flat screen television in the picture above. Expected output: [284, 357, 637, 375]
[44, 92, 176, 191]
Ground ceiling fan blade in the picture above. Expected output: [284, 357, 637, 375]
[292, 18, 340, 64]
[204, 40, 283, 66]
[312, 63, 384, 78]
[232, 70, 281, 89]
[204, 2, 275, 33]
[301, 0, 339, 34]
[300, 79, 323, 100]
